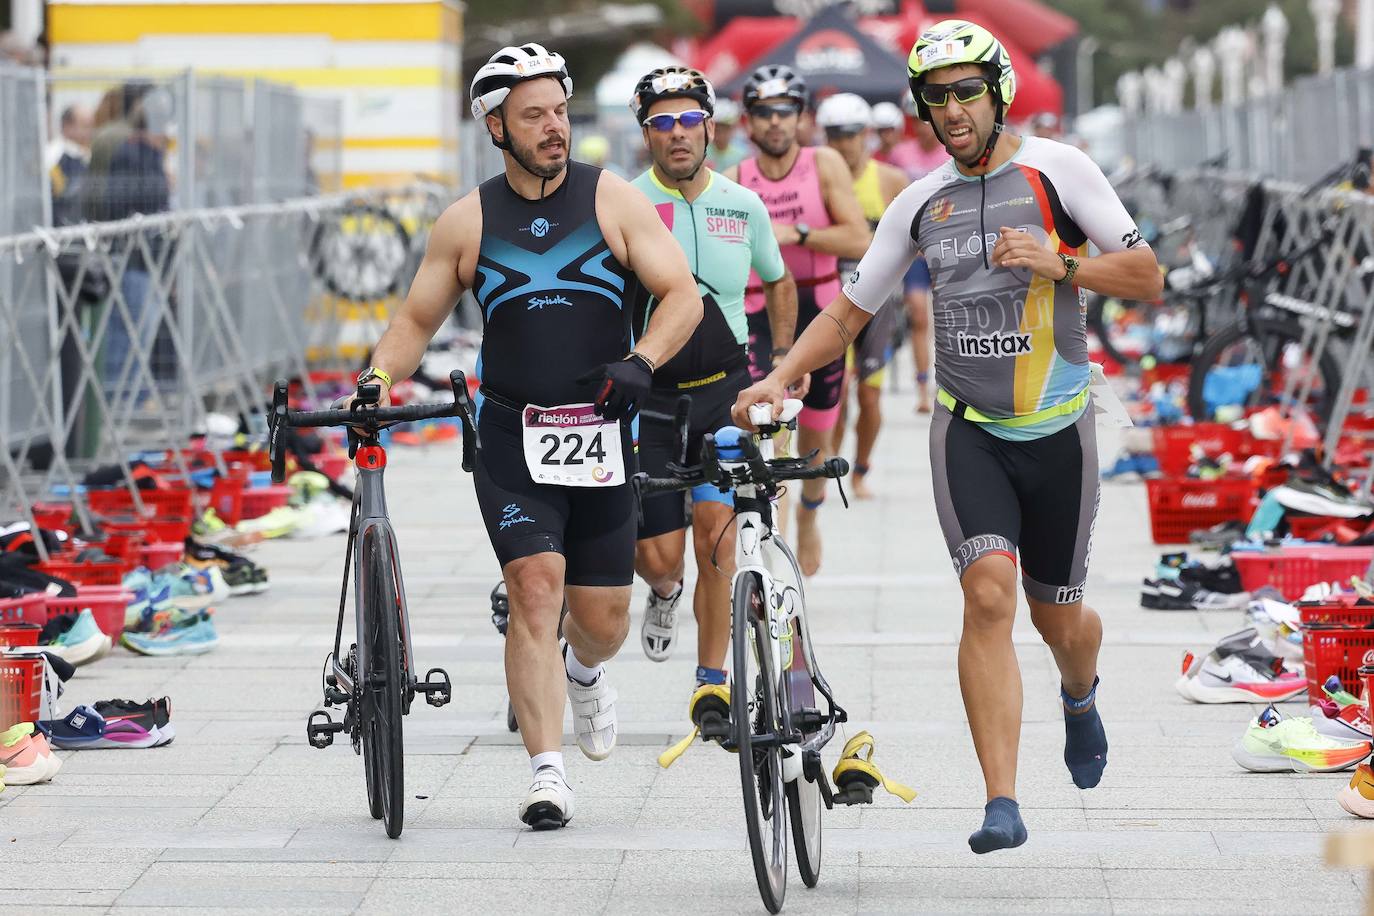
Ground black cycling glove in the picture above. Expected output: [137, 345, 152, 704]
[576, 354, 653, 420]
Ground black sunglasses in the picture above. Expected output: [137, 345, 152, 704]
[749, 102, 801, 120]
[918, 76, 993, 108]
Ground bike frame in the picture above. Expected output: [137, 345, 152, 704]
[723, 430, 842, 762]
[327, 444, 417, 708]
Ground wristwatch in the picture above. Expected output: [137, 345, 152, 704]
[795, 223, 811, 247]
[1056, 253, 1080, 286]
[356, 366, 393, 388]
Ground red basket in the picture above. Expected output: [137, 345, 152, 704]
[101, 516, 191, 544]
[86, 487, 193, 519]
[1152, 424, 1247, 476]
[240, 485, 291, 520]
[1299, 603, 1374, 627]
[0, 593, 47, 623]
[45, 587, 132, 637]
[1144, 476, 1258, 544]
[0, 623, 41, 647]
[138, 541, 184, 569]
[0, 655, 43, 729]
[1304, 623, 1374, 703]
[1233, 546, 1374, 600]
[30, 502, 72, 530]
[1362, 664, 1374, 715]
[316, 453, 350, 480]
[35, 557, 128, 586]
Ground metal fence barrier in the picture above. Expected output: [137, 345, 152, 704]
[1122, 67, 1374, 183]
[0, 185, 448, 536]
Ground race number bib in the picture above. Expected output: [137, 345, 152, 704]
[522, 403, 625, 487]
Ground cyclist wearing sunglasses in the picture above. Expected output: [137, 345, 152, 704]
[722, 63, 870, 577]
[625, 67, 799, 697]
[815, 92, 908, 500]
[358, 43, 704, 830]
[735, 20, 1162, 854]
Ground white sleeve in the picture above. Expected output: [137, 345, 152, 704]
[840, 177, 937, 314]
[1051, 143, 1148, 254]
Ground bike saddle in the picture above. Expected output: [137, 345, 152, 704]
[832, 730, 917, 806]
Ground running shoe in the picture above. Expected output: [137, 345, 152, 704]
[640, 582, 682, 662]
[1232, 706, 1369, 773]
[37, 706, 106, 749]
[235, 506, 305, 538]
[1339, 763, 1374, 818]
[1140, 578, 1164, 609]
[519, 765, 574, 830]
[0, 723, 57, 784]
[1177, 630, 1306, 704]
[1271, 479, 1374, 519]
[95, 698, 174, 747]
[564, 649, 617, 761]
[43, 608, 111, 666]
[1311, 700, 1373, 741]
[121, 614, 219, 656]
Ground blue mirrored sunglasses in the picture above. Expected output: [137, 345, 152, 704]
[642, 109, 709, 132]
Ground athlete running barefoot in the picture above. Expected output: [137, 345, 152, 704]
[624, 68, 798, 706]
[816, 93, 908, 500]
[724, 65, 869, 574]
[734, 21, 1162, 853]
[360, 44, 703, 830]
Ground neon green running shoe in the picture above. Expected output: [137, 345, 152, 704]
[1233, 705, 1370, 773]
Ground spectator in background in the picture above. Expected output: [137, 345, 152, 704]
[704, 98, 749, 171]
[575, 134, 624, 177]
[47, 104, 94, 226]
[83, 83, 171, 405]
[1031, 112, 1062, 140]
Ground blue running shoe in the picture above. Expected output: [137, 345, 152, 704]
[121, 615, 219, 656]
[37, 705, 107, 749]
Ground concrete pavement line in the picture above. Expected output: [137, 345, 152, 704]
[61, 828, 296, 848]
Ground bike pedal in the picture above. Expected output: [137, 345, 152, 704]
[832, 771, 878, 806]
[699, 712, 730, 742]
[416, 666, 452, 707]
[306, 710, 344, 749]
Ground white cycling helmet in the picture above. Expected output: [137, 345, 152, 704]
[871, 101, 904, 130]
[815, 93, 872, 131]
[469, 43, 573, 121]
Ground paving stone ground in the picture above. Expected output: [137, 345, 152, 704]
[3, 383, 1372, 915]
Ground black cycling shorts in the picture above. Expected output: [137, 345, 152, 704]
[745, 289, 845, 429]
[637, 368, 747, 540]
[929, 406, 1099, 605]
[473, 403, 636, 587]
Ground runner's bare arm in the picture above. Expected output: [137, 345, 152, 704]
[763, 269, 798, 352]
[731, 293, 871, 427]
[367, 192, 482, 396]
[597, 172, 703, 368]
[790, 145, 871, 260]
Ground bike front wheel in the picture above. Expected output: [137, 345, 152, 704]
[733, 572, 787, 914]
[1186, 316, 1341, 422]
[361, 534, 406, 838]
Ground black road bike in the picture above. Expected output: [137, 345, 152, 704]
[268, 370, 479, 838]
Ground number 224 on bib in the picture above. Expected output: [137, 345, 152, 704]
[522, 403, 625, 487]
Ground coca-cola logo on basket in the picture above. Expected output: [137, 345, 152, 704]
[1363, 649, 1374, 666]
[1181, 493, 1220, 508]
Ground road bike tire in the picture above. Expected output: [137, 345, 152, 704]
[783, 614, 823, 888]
[1086, 293, 1142, 369]
[1186, 316, 1341, 422]
[733, 572, 787, 914]
[361, 534, 406, 838]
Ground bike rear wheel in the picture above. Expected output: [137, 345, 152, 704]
[733, 572, 787, 914]
[361, 535, 406, 838]
[784, 615, 823, 888]
[1187, 316, 1341, 422]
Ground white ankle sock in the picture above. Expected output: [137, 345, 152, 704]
[563, 645, 603, 686]
[530, 751, 565, 779]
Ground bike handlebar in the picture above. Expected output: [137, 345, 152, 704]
[635, 455, 850, 497]
[269, 369, 481, 483]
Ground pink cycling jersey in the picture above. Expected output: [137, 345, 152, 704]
[739, 146, 839, 315]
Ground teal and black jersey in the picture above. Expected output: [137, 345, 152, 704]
[472, 161, 633, 410]
[631, 168, 785, 385]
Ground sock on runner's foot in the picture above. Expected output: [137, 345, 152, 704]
[1062, 676, 1108, 789]
[563, 645, 603, 687]
[968, 796, 1027, 854]
[530, 751, 565, 779]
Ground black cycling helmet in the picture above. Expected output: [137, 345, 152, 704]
[741, 64, 808, 111]
[630, 67, 716, 123]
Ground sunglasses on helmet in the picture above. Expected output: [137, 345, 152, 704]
[824, 125, 866, 139]
[917, 76, 993, 108]
[642, 109, 709, 132]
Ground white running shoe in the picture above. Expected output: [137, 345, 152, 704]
[519, 765, 574, 830]
[1183, 652, 1306, 704]
[640, 584, 682, 662]
[566, 665, 618, 761]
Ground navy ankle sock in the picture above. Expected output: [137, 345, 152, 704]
[1062, 676, 1108, 789]
[968, 796, 1026, 854]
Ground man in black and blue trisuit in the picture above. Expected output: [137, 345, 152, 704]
[355, 43, 702, 830]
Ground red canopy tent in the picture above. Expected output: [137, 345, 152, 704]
[959, 0, 1077, 57]
[695, 16, 800, 86]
